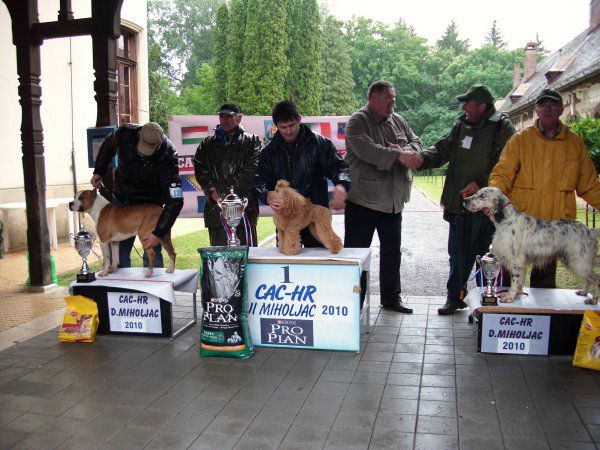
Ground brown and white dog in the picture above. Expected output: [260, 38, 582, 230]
[69, 190, 176, 277]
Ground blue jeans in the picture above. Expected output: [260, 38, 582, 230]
[111, 196, 164, 269]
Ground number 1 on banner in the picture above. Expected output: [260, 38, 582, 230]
[497, 338, 530, 354]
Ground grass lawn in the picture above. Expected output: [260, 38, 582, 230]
[413, 175, 600, 289]
[56, 217, 276, 286]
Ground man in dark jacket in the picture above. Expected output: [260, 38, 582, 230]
[254, 100, 350, 248]
[194, 103, 261, 246]
[418, 85, 515, 315]
[91, 122, 184, 268]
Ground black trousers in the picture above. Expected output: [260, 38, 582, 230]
[530, 261, 557, 288]
[344, 201, 402, 305]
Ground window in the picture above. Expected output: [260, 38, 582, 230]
[116, 29, 138, 125]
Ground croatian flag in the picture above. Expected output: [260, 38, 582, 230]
[307, 122, 331, 139]
[181, 126, 209, 145]
[337, 123, 346, 140]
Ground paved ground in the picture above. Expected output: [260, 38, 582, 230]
[0, 185, 599, 449]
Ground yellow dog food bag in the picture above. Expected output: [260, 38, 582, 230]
[573, 309, 600, 371]
[58, 295, 99, 343]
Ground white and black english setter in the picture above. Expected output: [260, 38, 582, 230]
[464, 187, 600, 304]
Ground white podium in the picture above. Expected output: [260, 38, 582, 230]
[70, 268, 198, 339]
[466, 287, 600, 355]
[245, 247, 371, 352]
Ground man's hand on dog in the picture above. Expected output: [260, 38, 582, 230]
[267, 191, 283, 211]
[90, 174, 103, 189]
[141, 232, 160, 249]
[329, 184, 347, 210]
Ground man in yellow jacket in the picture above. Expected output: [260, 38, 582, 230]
[489, 88, 600, 288]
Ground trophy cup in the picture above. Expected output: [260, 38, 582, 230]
[217, 187, 248, 246]
[476, 245, 504, 306]
[71, 227, 96, 282]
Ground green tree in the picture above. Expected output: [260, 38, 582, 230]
[148, 0, 224, 89]
[239, 0, 288, 114]
[286, 0, 322, 114]
[436, 20, 469, 54]
[569, 117, 600, 171]
[485, 20, 507, 50]
[179, 63, 219, 115]
[226, 0, 248, 105]
[320, 16, 357, 115]
[213, 3, 229, 105]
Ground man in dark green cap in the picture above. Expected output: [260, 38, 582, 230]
[417, 84, 515, 315]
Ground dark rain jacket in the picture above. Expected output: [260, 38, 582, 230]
[254, 124, 351, 208]
[419, 108, 515, 214]
[93, 124, 184, 239]
[193, 125, 261, 228]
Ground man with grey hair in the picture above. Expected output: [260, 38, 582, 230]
[91, 122, 183, 269]
[344, 80, 423, 314]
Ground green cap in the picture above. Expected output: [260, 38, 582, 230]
[535, 88, 562, 105]
[457, 85, 495, 105]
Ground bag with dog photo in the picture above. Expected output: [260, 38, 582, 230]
[198, 246, 253, 359]
[58, 295, 99, 343]
[573, 309, 600, 371]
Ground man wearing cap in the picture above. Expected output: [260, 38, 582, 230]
[91, 122, 184, 268]
[418, 84, 515, 315]
[194, 103, 261, 246]
[489, 87, 600, 288]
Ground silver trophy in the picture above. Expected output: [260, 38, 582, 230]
[71, 227, 96, 282]
[217, 187, 248, 246]
[476, 245, 505, 306]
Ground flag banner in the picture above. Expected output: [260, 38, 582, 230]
[181, 126, 209, 145]
[306, 122, 332, 139]
[337, 122, 347, 140]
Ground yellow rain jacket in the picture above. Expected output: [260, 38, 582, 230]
[489, 120, 600, 220]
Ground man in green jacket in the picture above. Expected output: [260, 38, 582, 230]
[194, 103, 261, 246]
[419, 85, 515, 315]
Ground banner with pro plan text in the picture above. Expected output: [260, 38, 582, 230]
[245, 263, 360, 351]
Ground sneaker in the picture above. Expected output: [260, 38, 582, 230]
[437, 299, 468, 315]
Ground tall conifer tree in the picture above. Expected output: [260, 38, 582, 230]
[294, 0, 322, 114]
[320, 16, 356, 115]
[226, 0, 248, 105]
[213, 3, 229, 105]
[239, 0, 288, 114]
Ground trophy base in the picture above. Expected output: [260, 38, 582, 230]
[481, 295, 498, 307]
[76, 272, 96, 283]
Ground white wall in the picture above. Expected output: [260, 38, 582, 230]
[0, 0, 148, 249]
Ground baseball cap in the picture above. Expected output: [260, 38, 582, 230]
[137, 122, 164, 156]
[218, 103, 242, 115]
[535, 88, 563, 105]
[457, 85, 495, 105]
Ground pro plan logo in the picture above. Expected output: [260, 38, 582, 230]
[260, 318, 314, 347]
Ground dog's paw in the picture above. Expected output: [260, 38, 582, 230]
[108, 267, 117, 274]
[166, 267, 175, 273]
[98, 270, 108, 277]
[144, 269, 153, 278]
[500, 293, 516, 303]
[584, 297, 598, 305]
[575, 289, 590, 297]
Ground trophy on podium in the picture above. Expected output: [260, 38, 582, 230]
[217, 188, 248, 246]
[476, 245, 504, 306]
[71, 227, 96, 282]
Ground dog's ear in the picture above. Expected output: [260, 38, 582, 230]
[493, 195, 506, 222]
[283, 189, 295, 217]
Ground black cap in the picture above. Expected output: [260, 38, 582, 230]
[218, 103, 242, 115]
[457, 85, 495, 105]
[535, 88, 562, 105]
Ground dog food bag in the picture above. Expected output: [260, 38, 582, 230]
[58, 295, 99, 343]
[573, 309, 600, 371]
[198, 246, 253, 359]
